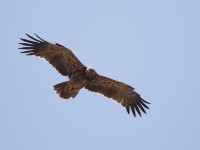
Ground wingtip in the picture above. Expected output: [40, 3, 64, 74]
[126, 106, 130, 114]
[130, 106, 136, 117]
[34, 33, 38, 37]
[141, 98, 151, 104]
[34, 33, 47, 42]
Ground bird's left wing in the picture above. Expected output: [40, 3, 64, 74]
[85, 75, 150, 117]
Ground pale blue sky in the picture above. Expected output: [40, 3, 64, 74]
[1, 0, 200, 150]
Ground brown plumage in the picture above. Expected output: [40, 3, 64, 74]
[19, 34, 150, 117]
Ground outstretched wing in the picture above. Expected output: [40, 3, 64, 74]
[85, 75, 150, 117]
[19, 34, 85, 76]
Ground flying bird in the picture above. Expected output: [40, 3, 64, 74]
[19, 34, 150, 117]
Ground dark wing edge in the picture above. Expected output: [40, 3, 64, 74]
[18, 33, 85, 76]
[85, 75, 150, 117]
[126, 96, 150, 117]
[19, 33, 48, 56]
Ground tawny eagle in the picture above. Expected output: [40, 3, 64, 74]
[19, 34, 150, 117]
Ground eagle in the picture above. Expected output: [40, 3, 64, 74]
[19, 34, 150, 117]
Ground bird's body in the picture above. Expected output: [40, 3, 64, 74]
[19, 34, 150, 117]
[54, 67, 96, 99]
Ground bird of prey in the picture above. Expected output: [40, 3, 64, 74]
[19, 34, 150, 117]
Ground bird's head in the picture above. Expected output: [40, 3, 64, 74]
[85, 67, 97, 78]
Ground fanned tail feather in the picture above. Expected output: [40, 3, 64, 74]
[53, 81, 79, 99]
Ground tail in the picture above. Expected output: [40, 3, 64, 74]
[53, 81, 79, 99]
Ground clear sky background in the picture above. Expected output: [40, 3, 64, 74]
[1, 0, 200, 150]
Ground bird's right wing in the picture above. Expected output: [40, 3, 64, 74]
[19, 34, 85, 77]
